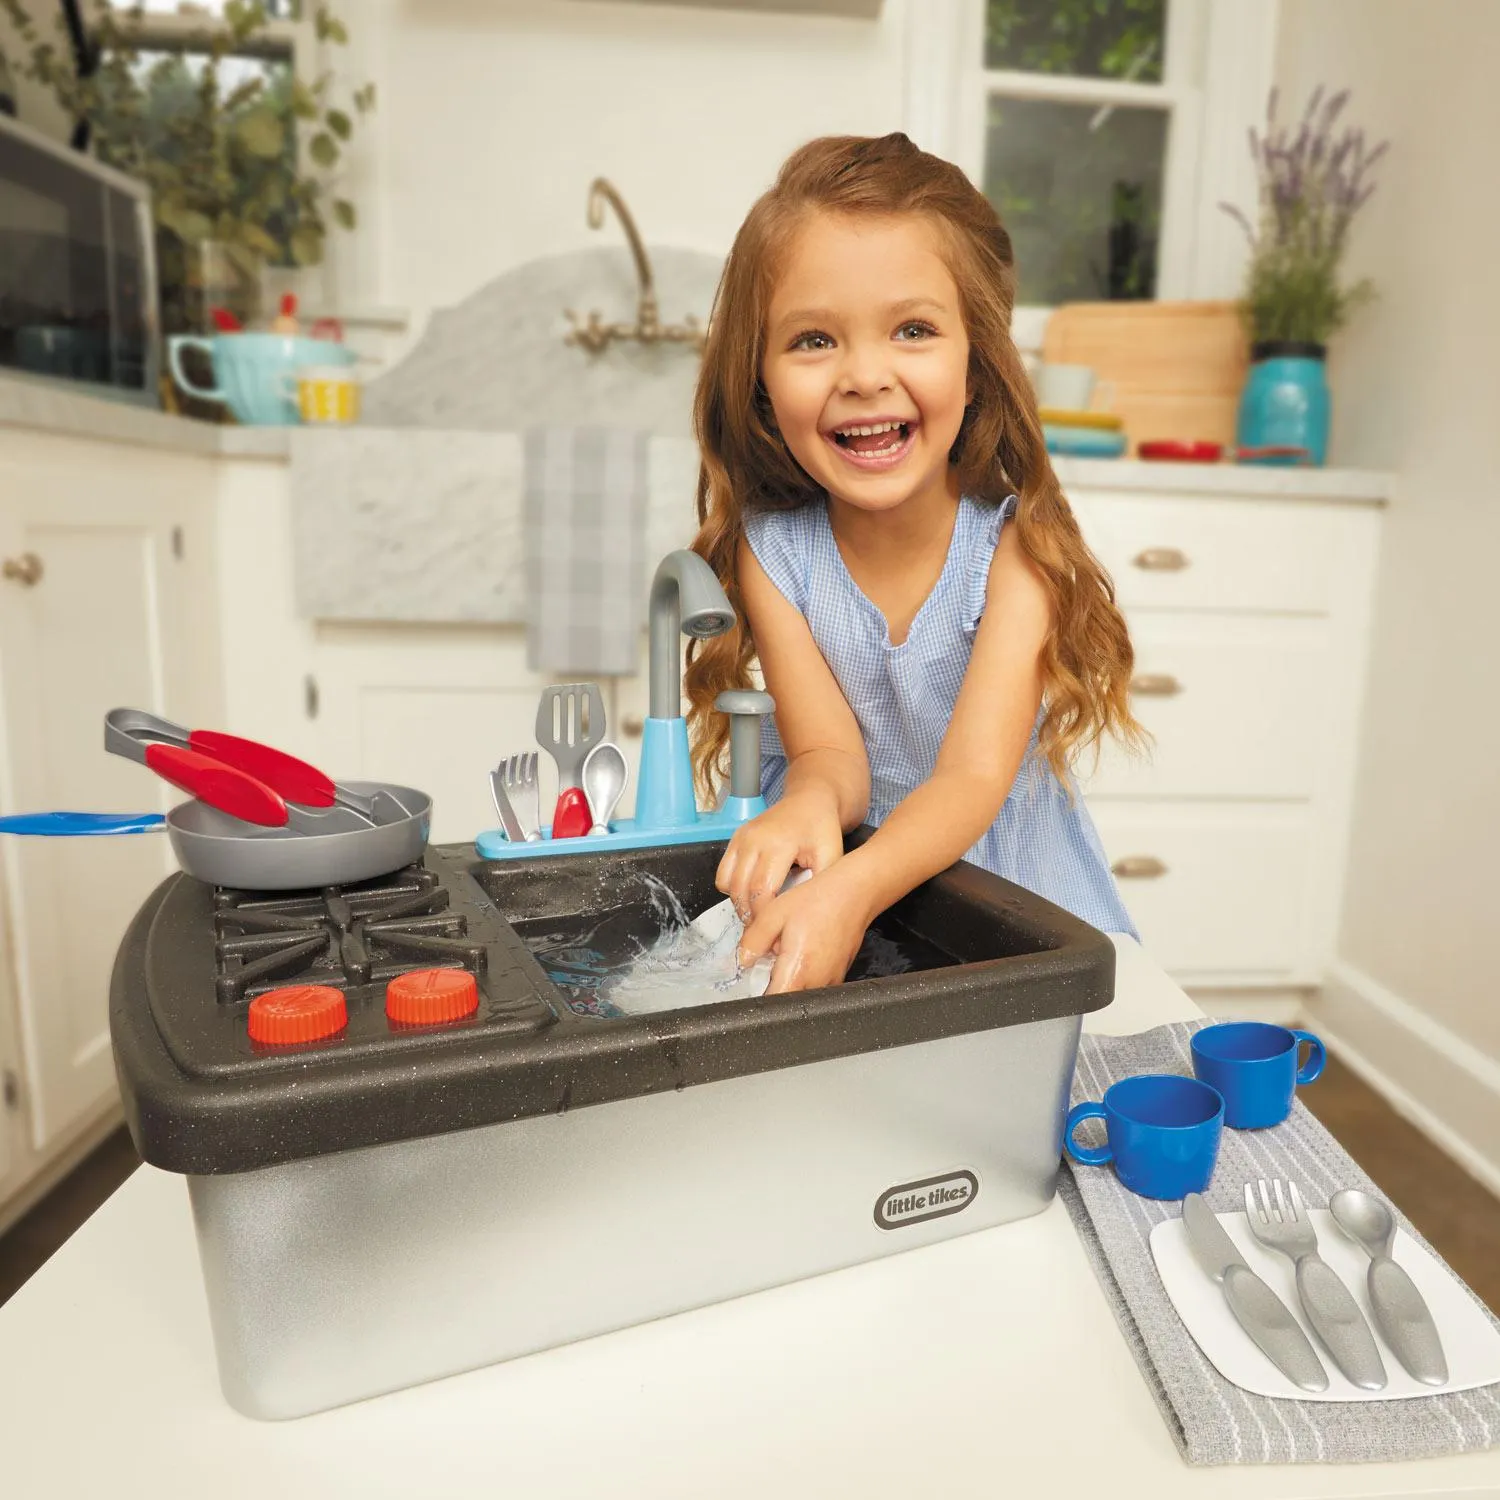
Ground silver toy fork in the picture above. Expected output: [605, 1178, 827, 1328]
[1243, 1179, 1386, 1390]
[502, 752, 541, 842]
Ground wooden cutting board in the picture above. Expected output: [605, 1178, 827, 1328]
[1040, 300, 1249, 453]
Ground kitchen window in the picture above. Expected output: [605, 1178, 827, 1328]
[905, 0, 1278, 306]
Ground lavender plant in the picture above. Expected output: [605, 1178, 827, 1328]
[1221, 87, 1387, 349]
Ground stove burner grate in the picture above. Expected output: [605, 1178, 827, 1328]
[211, 865, 487, 1005]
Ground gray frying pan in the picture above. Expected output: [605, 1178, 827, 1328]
[164, 780, 431, 888]
[0, 780, 431, 890]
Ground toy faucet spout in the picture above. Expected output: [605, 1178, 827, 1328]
[648, 550, 734, 720]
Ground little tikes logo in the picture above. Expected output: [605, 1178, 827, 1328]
[873, 1170, 979, 1231]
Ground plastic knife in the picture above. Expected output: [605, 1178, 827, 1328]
[1181, 1193, 1330, 1393]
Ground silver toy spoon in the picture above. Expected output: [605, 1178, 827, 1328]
[1329, 1188, 1448, 1386]
[582, 741, 628, 836]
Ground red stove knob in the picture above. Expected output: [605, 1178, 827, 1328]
[386, 968, 479, 1026]
[248, 984, 347, 1045]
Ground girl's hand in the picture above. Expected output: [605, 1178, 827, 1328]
[738, 862, 873, 995]
[715, 789, 844, 922]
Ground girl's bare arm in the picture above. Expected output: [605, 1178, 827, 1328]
[740, 523, 1050, 991]
[715, 536, 870, 917]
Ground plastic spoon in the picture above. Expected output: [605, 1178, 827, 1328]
[582, 741, 627, 835]
[1329, 1188, 1449, 1386]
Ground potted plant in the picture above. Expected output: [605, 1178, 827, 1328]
[0, 0, 373, 410]
[1221, 87, 1387, 465]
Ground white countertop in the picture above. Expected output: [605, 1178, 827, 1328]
[1, 937, 1492, 1498]
[0, 370, 1395, 503]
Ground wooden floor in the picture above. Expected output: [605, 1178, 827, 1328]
[0, 1126, 140, 1307]
[1298, 1054, 1500, 1314]
[1, 1059, 1498, 1312]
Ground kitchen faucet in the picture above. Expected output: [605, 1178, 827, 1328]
[564, 178, 706, 355]
[476, 549, 773, 860]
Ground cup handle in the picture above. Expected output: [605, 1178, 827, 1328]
[1064, 1101, 1112, 1166]
[1292, 1030, 1326, 1085]
[167, 336, 224, 401]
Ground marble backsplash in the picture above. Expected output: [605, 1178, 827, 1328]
[292, 428, 700, 624]
[291, 245, 721, 621]
[360, 246, 723, 436]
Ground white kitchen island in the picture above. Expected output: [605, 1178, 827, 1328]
[1, 937, 1495, 1499]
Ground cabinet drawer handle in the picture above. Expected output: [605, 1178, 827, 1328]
[2, 552, 43, 587]
[621, 715, 644, 738]
[1130, 673, 1183, 697]
[1132, 546, 1189, 571]
[1111, 855, 1168, 880]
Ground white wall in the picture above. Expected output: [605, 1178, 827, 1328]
[1275, 0, 1500, 1176]
[345, 0, 910, 331]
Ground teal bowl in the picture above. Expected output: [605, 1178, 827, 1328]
[167, 332, 353, 425]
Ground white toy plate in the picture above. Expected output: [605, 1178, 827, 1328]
[1150, 1209, 1500, 1401]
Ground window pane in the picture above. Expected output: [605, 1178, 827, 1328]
[985, 0, 1166, 82]
[984, 95, 1166, 303]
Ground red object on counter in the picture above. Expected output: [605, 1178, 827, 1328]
[386, 968, 479, 1026]
[209, 305, 243, 333]
[1137, 440, 1224, 462]
[248, 984, 347, 1045]
[550, 787, 593, 839]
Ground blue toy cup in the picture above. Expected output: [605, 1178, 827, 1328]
[167, 332, 354, 425]
[1190, 1021, 1325, 1130]
[1064, 1074, 1224, 1200]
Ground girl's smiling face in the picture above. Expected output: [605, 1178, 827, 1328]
[761, 212, 971, 516]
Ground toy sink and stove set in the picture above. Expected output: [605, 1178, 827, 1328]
[108, 550, 1116, 1420]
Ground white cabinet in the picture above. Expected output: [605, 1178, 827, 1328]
[1068, 478, 1385, 991]
[307, 625, 552, 845]
[0, 429, 221, 1214]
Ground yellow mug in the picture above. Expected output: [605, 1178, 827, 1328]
[295, 364, 360, 424]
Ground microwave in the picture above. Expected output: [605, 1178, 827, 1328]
[0, 111, 159, 406]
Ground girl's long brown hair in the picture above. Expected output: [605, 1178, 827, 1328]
[686, 132, 1143, 797]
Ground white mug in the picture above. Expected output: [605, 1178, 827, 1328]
[1037, 363, 1114, 413]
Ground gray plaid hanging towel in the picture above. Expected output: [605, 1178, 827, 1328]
[1061, 1020, 1500, 1466]
[523, 427, 648, 675]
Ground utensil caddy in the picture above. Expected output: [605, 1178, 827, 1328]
[110, 833, 1115, 1420]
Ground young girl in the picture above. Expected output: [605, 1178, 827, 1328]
[685, 132, 1143, 995]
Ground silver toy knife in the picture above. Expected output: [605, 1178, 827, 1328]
[1181, 1193, 1330, 1393]
[488, 768, 527, 844]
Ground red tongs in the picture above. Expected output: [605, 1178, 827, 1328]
[104, 708, 402, 832]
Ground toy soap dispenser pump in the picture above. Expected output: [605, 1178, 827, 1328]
[633, 550, 773, 834]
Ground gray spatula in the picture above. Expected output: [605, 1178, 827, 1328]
[535, 682, 606, 791]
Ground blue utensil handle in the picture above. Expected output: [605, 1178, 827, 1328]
[0, 812, 166, 835]
[1292, 1029, 1326, 1084]
[1064, 1101, 1112, 1166]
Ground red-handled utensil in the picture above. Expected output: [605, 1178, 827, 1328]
[105, 708, 406, 826]
[210, 306, 244, 333]
[142, 744, 364, 833]
[550, 787, 593, 839]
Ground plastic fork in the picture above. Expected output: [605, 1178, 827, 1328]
[501, 753, 541, 842]
[1243, 1178, 1387, 1390]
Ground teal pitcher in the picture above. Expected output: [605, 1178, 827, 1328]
[167, 332, 353, 425]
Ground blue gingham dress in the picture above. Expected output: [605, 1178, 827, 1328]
[744, 494, 1137, 936]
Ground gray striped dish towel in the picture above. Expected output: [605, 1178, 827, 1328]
[1061, 1020, 1500, 1465]
[523, 427, 648, 675]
